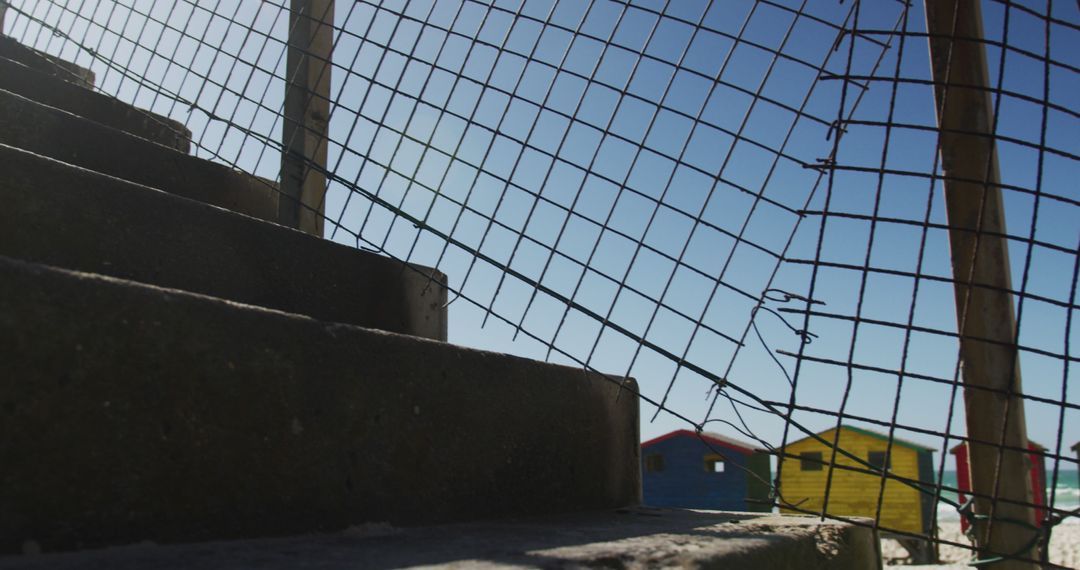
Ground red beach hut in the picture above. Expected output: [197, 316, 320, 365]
[950, 441, 1047, 532]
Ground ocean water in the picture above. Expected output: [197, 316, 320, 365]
[936, 469, 1079, 525]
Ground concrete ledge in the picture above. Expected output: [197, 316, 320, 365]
[0, 509, 880, 569]
[0, 57, 191, 152]
[0, 256, 640, 553]
[0, 88, 283, 229]
[0, 36, 95, 88]
[0, 143, 447, 340]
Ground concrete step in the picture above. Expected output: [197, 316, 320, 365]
[0, 509, 880, 569]
[0, 56, 191, 152]
[0, 255, 640, 553]
[0, 35, 95, 88]
[0, 87, 290, 231]
[0, 143, 447, 341]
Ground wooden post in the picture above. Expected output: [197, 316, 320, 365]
[924, 1, 1038, 567]
[0, 0, 8, 36]
[280, 0, 333, 237]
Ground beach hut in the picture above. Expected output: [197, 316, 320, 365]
[641, 430, 771, 512]
[1073, 441, 1079, 465]
[779, 425, 936, 562]
[951, 440, 1048, 533]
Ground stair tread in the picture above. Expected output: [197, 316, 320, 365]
[0, 254, 639, 552]
[0, 56, 191, 152]
[0, 510, 873, 569]
[0, 36, 95, 87]
[0, 142, 447, 340]
[0, 87, 284, 229]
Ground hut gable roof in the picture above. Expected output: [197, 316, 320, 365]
[641, 429, 757, 455]
[1073, 441, 1079, 452]
[784, 425, 934, 453]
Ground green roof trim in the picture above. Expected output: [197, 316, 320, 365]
[785, 424, 935, 453]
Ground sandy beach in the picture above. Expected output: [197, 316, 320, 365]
[882, 521, 1079, 569]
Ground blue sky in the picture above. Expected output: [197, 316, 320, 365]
[6, 0, 1079, 482]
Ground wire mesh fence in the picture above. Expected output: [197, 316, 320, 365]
[3, 0, 1078, 566]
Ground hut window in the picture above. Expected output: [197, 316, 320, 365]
[704, 454, 725, 473]
[645, 453, 665, 472]
[800, 452, 823, 471]
[868, 451, 891, 471]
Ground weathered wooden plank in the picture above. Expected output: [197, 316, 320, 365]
[923, 1, 1037, 567]
[280, 0, 333, 236]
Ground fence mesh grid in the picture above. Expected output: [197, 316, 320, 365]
[4, 0, 1078, 566]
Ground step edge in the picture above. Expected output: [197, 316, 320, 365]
[0, 141, 448, 287]
[0, 252, 614, 382]
[0, 55, 192, 151]
[0, 87, 294, 231]
[0, 84, 189, 156]
[0, 35, 95, 87]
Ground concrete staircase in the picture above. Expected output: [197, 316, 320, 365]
[0, 39, 640, 554]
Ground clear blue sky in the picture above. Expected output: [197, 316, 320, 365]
[6, 0, 1078, 477]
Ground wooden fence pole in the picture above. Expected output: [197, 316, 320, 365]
[923, 1, 1038, 567]
[280, 0, 333, 236]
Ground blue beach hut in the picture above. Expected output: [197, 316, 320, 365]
[641, 430, 771, 512]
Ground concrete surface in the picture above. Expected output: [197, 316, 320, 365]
[0, 36, 95, 87]
[0, 56, 191, 151]
[0, 143, 448, 340]
[0, 509, 881, 569]
[0, 255, 640, 553]
[0, 88, 285, 229]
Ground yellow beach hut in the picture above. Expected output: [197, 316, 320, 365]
[780, 425, 936, 561]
